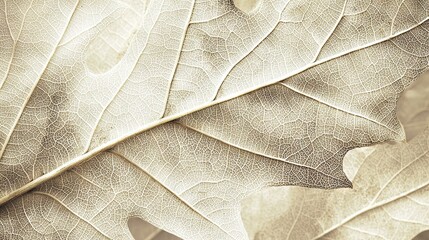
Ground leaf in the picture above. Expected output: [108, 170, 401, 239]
[242, 127, 429, 240]
[0, 0, 428, 239]
[241, 146, 376, 239]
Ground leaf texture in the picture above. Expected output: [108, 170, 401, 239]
[0, 0, 428, 239]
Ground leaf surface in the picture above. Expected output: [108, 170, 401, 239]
[0, 0, 428, 239]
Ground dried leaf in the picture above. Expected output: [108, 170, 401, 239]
[242, 128, 429, 240]
[0, 0, 428, 239]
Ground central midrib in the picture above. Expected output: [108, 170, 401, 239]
[0, 17, 427, 207]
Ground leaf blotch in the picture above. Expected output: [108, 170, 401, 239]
[232, 0, 261, 14]
[85, 9, 140, 74]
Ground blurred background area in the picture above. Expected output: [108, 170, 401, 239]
[128, 217, 181, 240]
[397, 71, 429, 141]
[415, 230, 429, 240]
